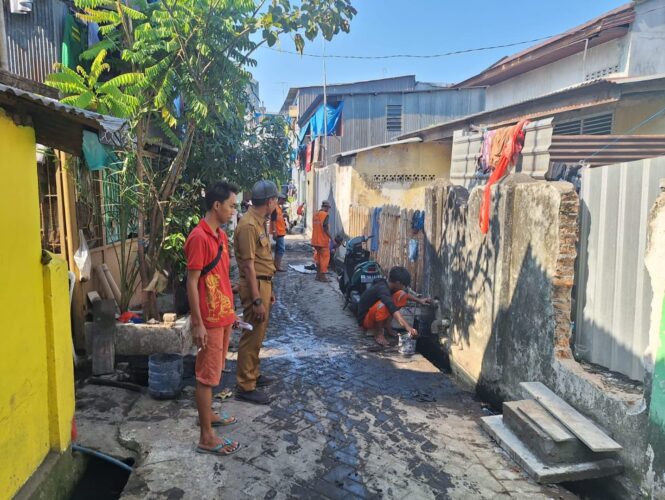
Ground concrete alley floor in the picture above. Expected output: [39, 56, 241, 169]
[76, 238, 577, 500]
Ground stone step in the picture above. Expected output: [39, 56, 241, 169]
[503, 400, 597, 464]
[520, 382, 622, 453]
[480, 415, 624, 484]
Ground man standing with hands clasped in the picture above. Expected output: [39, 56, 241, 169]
[234, 180, 279, 405]
[185, 181, 240, 456]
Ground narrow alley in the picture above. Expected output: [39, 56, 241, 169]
[76, 239, 575, 500]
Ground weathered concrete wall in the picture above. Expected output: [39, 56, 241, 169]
[313, 141, 451, 238]
[425, 176, 655, 497]
[353, 142, 451, 211]
[613, 95, 665, 135]
[645, 187, 665, 496]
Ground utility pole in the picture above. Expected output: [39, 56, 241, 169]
[322, 37, 328, 169]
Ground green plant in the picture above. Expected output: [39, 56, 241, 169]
[50, 0, 357, 319]
[46, 50, 142, 117]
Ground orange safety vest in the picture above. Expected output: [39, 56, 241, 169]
[273, 205, 287, 237]
[311, 210, 330, 247]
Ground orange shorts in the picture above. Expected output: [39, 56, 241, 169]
[362, 290, 408, 330]
[195, 325, 232, 387]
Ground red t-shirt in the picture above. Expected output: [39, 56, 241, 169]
[184, 219, 235, 328]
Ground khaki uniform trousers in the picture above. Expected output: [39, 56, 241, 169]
[236, 278, 273, 391]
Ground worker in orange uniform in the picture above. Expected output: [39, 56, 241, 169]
[311, 200, 332, 282]
[270, 194, 288, 272]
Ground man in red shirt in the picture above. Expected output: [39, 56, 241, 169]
[184, 181, 240, 456]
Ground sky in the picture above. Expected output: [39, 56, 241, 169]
[251, 0, 627, 112]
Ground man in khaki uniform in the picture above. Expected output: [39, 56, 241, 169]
[234, 180, 278, 404]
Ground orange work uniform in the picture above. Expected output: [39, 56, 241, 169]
[272, 205, 287, 237]
[311, 209, 331, 273]
[362, 290, 409, 330]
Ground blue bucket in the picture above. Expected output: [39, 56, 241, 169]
[148, 353, 183, 399]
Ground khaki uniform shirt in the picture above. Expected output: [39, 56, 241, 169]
[234, 207, 276, 279]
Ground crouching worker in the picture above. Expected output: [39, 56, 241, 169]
[357, 266, 431, 347]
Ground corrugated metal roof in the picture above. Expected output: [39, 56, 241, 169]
[0, 83, 126, 134]
[334, 137, 422, 160]
[279, 75, 417, 115]
[399, 75, 665, 142]
[550, 135, 665, 166]
[3, 0, 67, 83]
[0, 83, 127, 153]
[454, 3, 635, 88]
[312, 87, 485, 163]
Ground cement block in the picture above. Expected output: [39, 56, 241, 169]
[503, 400, 594, 464]
[85, 317, 194, 356]
[480, 415, 623, 484]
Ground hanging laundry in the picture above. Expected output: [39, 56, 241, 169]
[489, 126, 514, 168]
[477, 129, 496, 174]
[62, 14, 87, 70]
[411, 210, 425, 232]
[545, 162, 582, 192]
[370, 207, 382, 252]
[312, 137, 321, 164]
[479, 119, 530, 234]
[305, 142, 313, 172]
[88, 22, 100, 48]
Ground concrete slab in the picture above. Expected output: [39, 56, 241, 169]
[520, 382, 623, 453]
[85, 317, 195, 356]
[481, 415, 623, 484]
[503, 400, 594, 464]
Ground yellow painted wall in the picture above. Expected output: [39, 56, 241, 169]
[0, 109, 74, 498]
[613, 95, 665, 134]
[43, 256, 75, 451]
[351, 141, 452, 210]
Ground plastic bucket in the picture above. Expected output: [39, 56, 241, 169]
[398, 333, 416, 356]
[148, 353, 183, 399]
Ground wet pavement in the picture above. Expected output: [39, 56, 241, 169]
[76, 238, 576, 499]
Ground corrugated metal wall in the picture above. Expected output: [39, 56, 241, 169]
[297, 75, 417, 116]
[328, 88, 485, 161]
[450, 118, 555, 188]
[3, 0, 66, 83]
[575, 156, 665, 381]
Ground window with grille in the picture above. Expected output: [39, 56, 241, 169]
[386, 104, 402, 132]
[38, 154, 62, 254]
[554, 113, 613, 135]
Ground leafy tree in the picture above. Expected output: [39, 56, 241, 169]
[50, 0, 356, 318]
[46, 50, 141, 117]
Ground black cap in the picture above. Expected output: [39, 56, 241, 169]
[251, 180, 279, 200]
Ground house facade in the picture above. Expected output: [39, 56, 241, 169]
[0, 83, 125, 499]
[281, 75, 485, 233]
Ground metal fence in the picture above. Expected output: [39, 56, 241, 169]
[575, 155, 665, 381]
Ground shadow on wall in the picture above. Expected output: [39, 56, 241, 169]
[423, 177, 652, 496]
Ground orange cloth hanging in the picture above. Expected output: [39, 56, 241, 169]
[479, 119, 530, 234]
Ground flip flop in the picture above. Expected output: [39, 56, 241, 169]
[195, 438, 241, 456]
[212, 412, 237, 427]
[198, 412, 237, 427]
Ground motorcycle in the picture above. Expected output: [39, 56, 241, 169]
[336, 235, 383, 315]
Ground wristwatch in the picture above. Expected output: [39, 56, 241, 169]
[252, 298, 263, 306]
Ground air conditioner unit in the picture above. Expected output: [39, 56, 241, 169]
[10, 0, 33, 14]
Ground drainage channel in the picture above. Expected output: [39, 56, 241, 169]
[69, 454, 134, 500]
